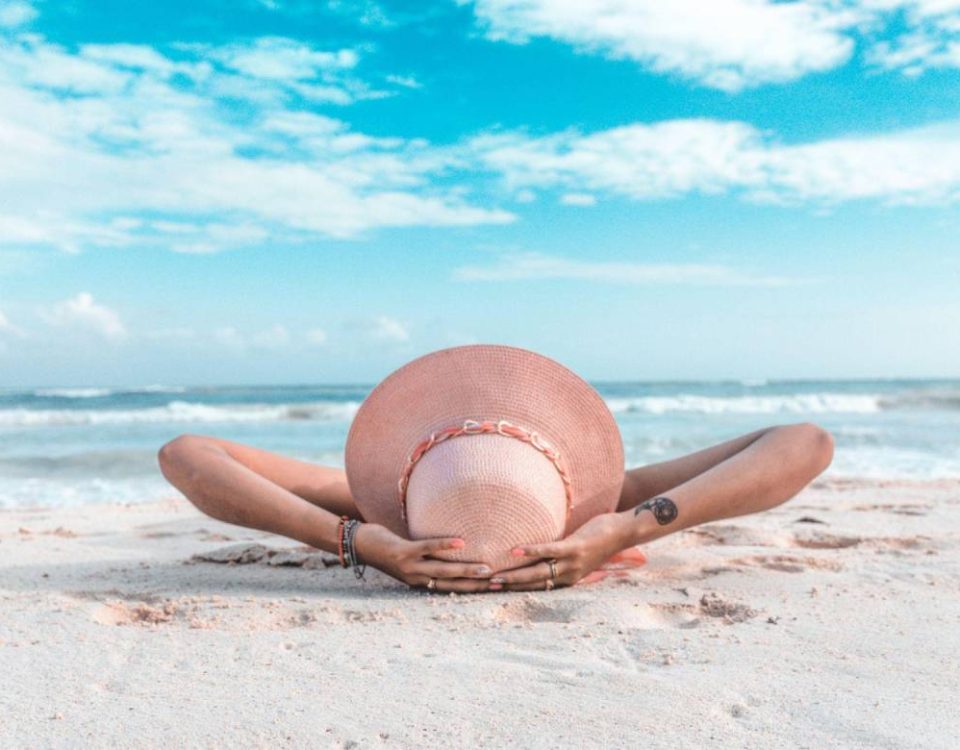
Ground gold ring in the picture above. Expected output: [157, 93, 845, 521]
[426, 577, 437, 591]
[547, 558, 559, 580]
[545, 578, 554, 591]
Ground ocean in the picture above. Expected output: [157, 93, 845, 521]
[1, 379, 958, 508]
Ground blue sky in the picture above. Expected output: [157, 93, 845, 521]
[1, 0, 959, 386]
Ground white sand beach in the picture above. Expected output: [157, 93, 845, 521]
[1, 477, 957, 749]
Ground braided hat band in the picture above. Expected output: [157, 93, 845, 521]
[396, 419, 573, 524]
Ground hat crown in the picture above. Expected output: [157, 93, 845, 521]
[405, 433, 567, 571]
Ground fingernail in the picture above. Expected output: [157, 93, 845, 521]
[490, 577, 505, 584]
[489, 583, 502, 591]
[449, 539, 465, 549]
[511, 548, 525, 557]
[476, 566, 492, 575]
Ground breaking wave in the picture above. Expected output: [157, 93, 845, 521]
[0, 399, 361, 427]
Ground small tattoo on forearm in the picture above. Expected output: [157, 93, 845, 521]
[634, 496, 678, 525]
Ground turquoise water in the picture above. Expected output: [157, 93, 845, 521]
[1, 379, 958, 507]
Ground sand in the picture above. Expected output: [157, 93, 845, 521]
[1, 478, 958, 749]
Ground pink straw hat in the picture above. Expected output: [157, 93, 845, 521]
[344, 344, 624, 571]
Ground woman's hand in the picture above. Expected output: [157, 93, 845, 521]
[490, 512, 636, 591]
[353, 523, 497, 593]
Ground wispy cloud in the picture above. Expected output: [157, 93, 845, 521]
[465, 0, 960, 88]
[470, 118, 960, 206]
[0, 30, 514, 255]
[365, 315, 410, 342]
[39, 293, 127, 341]
[258, 0, 397, 29]
[453, 251, 797, 287]
[342, 315, 411, 343]
[2, 2, 958, 265]
[464, 0, 857, 91]
[559, 192, 596, 206]
[0, 1, 36, 28]
[867, 1, 960, 74]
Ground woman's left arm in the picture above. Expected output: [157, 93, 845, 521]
[490, 422, 834, 591]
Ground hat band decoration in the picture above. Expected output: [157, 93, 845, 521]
[396, 419, 574, 523]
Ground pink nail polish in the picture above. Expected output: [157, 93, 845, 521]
[489, 583, 502, 590]
[449, 539, 465, 549]
[511, 548, 525, 557]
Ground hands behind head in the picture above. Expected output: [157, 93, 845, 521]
[487, 512, 635, 592]
[353, 523, 498, 593]
[356, 512, 635, 593]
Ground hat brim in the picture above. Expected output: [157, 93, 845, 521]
[344, 344, 624, 540]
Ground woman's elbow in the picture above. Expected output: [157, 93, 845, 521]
[790, 422, 835, 475]
[157, 434, 209, 482]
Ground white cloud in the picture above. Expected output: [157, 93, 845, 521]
[259, 0, 396, 29]
[454, 251, 795, 286]
[385, 73, 423, 89]
[0, 34, 515, 255]
[866, 0, 960, 73]
[466, 0, 960, 86]
[360, 315, 410, 342]
[559, 192, 596, 206]
[514, 189, 537, 203]
[80, 43, 182, 74]
[0, 1, 36, 28]
[465, 0, 858, 91]
[40, 292, 127, 341]
[471, 118, 960, 206]
[213, 37, 357, 80]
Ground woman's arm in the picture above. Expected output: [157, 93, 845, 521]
[157, 434, 497, 592]
[494, 422, 835, 590]
[616, 426, 776, 513]
[619, 421, 834, 546]
[157, 434, 352, 552]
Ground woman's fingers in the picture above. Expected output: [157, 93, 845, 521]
[491, 559, 557, 585]
[416, 559, 493, 579]
[415, 536, 466, 556]
[510, 540, 574, 560]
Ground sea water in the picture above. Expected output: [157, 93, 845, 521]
[1, 379, 958, 507]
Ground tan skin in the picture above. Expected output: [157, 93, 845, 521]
[157, 422, 834, 593]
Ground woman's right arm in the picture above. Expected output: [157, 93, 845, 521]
[157, 434, 497, 592]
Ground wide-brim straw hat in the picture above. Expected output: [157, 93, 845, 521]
[344, 344, 624, 571]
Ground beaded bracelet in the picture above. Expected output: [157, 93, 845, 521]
[336, 515, 349, 568]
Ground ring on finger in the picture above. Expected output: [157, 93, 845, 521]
[547, 558, 559, 580]
[544, 578, 554, 591]
[426, 577, 437, 591]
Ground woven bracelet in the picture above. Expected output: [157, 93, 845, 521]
[336, 515, 349, 568]
[344, 519, 366, 580]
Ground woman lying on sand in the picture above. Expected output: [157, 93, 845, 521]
[158, 345, 834, 593]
